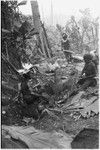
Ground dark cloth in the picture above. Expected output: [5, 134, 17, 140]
[92, 59, 98, 71]
[22, 103, 39, 120]
[77, 77, 97, 89]
[77, 61, 97, 89]
[63, 51, 72, 62]
[23, 94, 41, 105]
[21, 81, 31, 95]
[20, 81, 41, 105]
[61, 39, 70, 50]
[82, 61, 96, 77]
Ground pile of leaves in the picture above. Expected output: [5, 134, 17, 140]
[60, 86, 99, 120]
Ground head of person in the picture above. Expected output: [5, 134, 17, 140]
[62, 33, 67, 40]
[83, 54, 93, 64]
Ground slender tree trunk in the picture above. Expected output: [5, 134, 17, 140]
[2, 54, 21, 80]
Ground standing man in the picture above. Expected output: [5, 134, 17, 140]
[61, 33, 71, 63]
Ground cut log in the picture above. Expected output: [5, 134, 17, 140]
[30, 1, 52, 59]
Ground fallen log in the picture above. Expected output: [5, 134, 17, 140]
[2, 125, 72, 149]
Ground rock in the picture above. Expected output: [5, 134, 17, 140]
[71, 128, 99, 149]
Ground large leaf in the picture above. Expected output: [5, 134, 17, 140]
[17, 0, 27, 6]
[2, 126, 72, 149]
[80, 96, 97, 108]
[80, 99, 99, 118]
[62, 91, 85, 111]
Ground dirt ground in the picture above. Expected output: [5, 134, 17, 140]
[2, 102, 99, 138]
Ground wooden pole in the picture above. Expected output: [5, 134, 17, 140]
[41, 23, 52, 58]
[30, 0, 47, 58]
[30, 0, 52, 59]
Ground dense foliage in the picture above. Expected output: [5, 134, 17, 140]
[56, 9, 99, 54]
[1, 0, 40, 103]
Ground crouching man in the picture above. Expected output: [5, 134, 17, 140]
[77, 54, 97, 90]
[18, 70, 46, 120]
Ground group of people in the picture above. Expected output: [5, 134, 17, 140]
[19, 54, 98, 101]
[61, 32, 98, 90]
[18, 33, 98, 120]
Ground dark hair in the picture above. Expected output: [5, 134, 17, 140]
[83, 54, 93, 62]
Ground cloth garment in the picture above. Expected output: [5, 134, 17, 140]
[77, 77, 97, 90]
[81, 61, 96, 77]
[61, 39, 70, 50]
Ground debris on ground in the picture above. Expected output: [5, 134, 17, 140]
[2, 61, 99, 125]
[1, 59, 99, 149]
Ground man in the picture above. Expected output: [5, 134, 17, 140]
[77, 54, 97, 90]
[90, 50, 99, 72]
[61, 33, 71, 63]
[18, 70, 47, 120]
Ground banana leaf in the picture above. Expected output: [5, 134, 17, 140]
[17, 0, 27, 6]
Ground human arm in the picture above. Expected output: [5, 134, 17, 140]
[80, 65, 86, 78]
[81, 62, 96, 78]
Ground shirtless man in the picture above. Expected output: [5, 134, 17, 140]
[61, 33, 72, 63]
